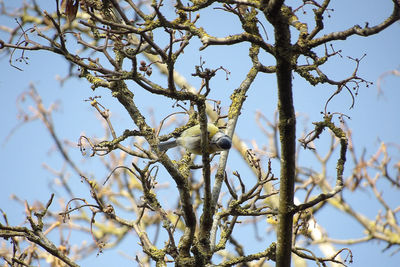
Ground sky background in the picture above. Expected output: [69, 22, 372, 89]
[1, 0, 400, 266]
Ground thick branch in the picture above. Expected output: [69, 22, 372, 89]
[198, 100, 213, 258]
[265, 4, 296, 267]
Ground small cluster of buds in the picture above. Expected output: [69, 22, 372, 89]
[139, 60, 152, 76]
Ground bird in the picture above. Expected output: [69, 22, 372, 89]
[158, 123, 232, 155]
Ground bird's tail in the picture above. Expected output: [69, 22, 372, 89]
[158, 140, 178, 152]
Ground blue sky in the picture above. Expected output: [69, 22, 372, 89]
[1, 0, 400, 266]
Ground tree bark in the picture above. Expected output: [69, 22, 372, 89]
[265, 1, 297, 266]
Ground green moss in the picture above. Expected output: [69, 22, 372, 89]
[79, 68, 110, 90]
[229, 89, 247, 119]
[242, 9, 259, 33]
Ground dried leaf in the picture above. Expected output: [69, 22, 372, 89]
[64, 0, 80, 24]
[60, 0, 67, 11]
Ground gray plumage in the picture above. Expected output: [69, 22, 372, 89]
[158, 140, 178, 152]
